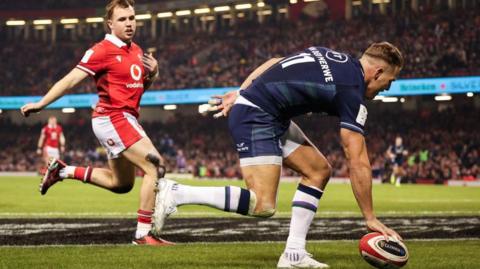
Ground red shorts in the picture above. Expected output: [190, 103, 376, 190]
[92, 112, 146, 159]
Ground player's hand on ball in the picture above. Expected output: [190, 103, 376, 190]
[20, 102, 43, 117]
[366, 218, 403, 242]
[209, 90, 239, 118]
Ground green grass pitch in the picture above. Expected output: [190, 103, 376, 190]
[1, 177, 480, 217]
[1, 241, 479, 269]
[0, 176, 479, 269]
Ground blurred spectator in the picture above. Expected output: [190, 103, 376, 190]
[0, 7, 479, 96]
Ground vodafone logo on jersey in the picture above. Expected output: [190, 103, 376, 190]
[126, 64, 143, 89]
[130, 64, 142, 81]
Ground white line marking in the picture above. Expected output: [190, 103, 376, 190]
[0, 210, 479, 218]
[1, 238, 479, 248]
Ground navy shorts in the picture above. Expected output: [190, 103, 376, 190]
[228, 96, 306, 166]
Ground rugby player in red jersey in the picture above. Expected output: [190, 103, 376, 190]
[37, 116, 65, 169]
[21, 0, 171, 246]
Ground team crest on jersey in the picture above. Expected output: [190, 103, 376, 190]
[325, 50, 348, 63]
[116, 56, 122, 62]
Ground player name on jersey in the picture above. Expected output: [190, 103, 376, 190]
[308, 47, 334, 83]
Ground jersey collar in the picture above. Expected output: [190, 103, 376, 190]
[105, 34, 128, 48]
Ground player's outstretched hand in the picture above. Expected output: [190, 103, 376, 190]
[20, 102, 43, 117]
[366, 218, 403, 242]
[142, 53, 158, 77]
[209, 90, 239, 118]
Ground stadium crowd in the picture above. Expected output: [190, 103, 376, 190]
[0, 107, 478, 183]
[0, 7, 479, 96]
[0, 4, 478, 183]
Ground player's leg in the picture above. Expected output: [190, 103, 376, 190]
[153, 165, 281, 233]
[153, 101, 284, 234]
[391, 163, 399, 184]
[40, 113, 140, 194]
[395, 165, 404, 187]
[153, 163, 280, 235]
[86, 135, 170, 244]
[89, 156, 136, 192]
[277, 122, 331, 269]
[41, 155, 136, 193]
[117, 136, 166, 240]
[94, 112, 171, 244]
[39, 146, 55, 174]
[42, 147, 50, 168]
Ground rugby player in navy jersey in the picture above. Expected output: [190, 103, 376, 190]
[387, 136, 408, 187]
[154, 42, 404, 268]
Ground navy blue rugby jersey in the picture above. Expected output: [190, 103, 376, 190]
[241, 46, 368, 135]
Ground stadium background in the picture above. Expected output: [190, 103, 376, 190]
[0, 0, 479, 268]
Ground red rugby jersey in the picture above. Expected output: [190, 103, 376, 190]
[76, 34, 146, 118]
[41, 124, 63, 148]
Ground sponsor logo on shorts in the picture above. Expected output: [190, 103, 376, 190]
[107, 139, 115, 146]
[236, 142, 249, 152]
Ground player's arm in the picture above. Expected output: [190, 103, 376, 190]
[340, 128, 402, 240]
[37, 130, 46, 155]
[239, 57, 283, 90]
[142, 53, 159, 90]
[20, 68, 88, 117]
[210, 57, 284, 118]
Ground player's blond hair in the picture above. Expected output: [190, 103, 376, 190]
[104, 0, 135, 31]
[363, 42, 404, 69]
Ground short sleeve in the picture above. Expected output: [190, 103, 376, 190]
[76, 44, 106, 76]
[335, 88, 367, 135]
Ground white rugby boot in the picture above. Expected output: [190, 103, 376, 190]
[152, 179, 178, 234]
[277, 251, 329, 268]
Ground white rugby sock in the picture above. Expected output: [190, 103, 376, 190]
[174, 185, 248, 213]
[135, 222, 151, 239]
[285, 184, 323, 252]
[135, 209, 152, 239]
[59, 166, 75, 179]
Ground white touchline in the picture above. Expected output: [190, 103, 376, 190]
[0, 210, 479, 217]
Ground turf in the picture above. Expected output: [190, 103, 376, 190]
[1, 177, 479, 217]
[1, 240, 479, 269]
[1, 176, 479, 268]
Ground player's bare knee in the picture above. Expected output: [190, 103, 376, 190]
[252, 204, 276, 218]
[305, 162, 332, 188]
[248, 191, 276, 218]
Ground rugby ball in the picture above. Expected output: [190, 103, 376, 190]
[359, 232, 409, 268]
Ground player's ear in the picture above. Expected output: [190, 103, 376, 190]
[374, 67, 384, 80]
[107, 19, 114, 31]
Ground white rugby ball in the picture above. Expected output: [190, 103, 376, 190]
[359, 232, 409, 268]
